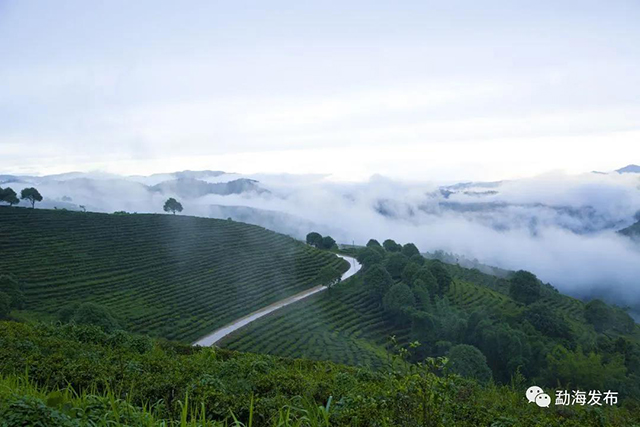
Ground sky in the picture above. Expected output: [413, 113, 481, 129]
[1, 0, 639, 182]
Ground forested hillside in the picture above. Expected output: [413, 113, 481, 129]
[223, 238, 640, 403]
[0, 207, 347, 342]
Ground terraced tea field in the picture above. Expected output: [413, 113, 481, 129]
[220, 268, 598, 367]
[0, 207, 347, 342]
[219, 274, 401, 368]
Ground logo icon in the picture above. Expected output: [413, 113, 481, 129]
[526, 386, 550, 408]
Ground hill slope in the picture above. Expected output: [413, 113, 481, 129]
[1, 320, 638, 426]
[0, 207, 346, 342]
[221, 246, 640, 400]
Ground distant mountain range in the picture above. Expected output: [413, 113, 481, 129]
[617, 164, 640, 174]
[619, 220, 640, 239]
[592, 164, 640, 175]
[0, 170, 268, 211]
[150, 178, 266, 199]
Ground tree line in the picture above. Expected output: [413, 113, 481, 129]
[305, 232, 337, 250]
[0, 186, 42, 208]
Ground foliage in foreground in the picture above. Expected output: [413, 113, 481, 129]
[1, 321, 639, 426]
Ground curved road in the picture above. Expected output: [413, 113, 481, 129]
[193, 254, 361, 347]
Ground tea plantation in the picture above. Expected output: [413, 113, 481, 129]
[0, 207, 347, 342]
[1, 320, 639, 426]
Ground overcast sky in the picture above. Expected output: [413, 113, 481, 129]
[1, 0, 639, 181]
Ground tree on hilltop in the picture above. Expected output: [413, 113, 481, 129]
[401, 243, 420, 258]
[20, 187, 42, 208]
[163, 198, 183, 215]
[321, 235, 337, 250]
[383, 239, 401, 252]
[0, 187, 19, 206]
[306, 232, 323, 248]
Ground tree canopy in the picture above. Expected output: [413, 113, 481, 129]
[509, 270, 541, 305]
[383, 283, 415, 321]
[316, 265, 341, 289]
[364, 264, 394, 301]
[401, 243, 420, 258]
[306, 232, 323, 248]
[382, 239, 401, 252]
[366, 239, 382, 248]
[447, 344, 493, 384]
[428, 261, 453, 295]
[0, 187, 19, 206]
[59, 302, 120, 332]
[163, 198, 183, 214]
[321, 235, 337, 250]
[584, 299, 613, 333]
[356, 247, 383, 269]
[20, 187, 42, 208]
[384, 252, 408, 279]
[0, 292, 10, 319]
[0, 275, 24, 310]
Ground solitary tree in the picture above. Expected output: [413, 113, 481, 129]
[20, 187, 42, 208]
[163, 198, 183, 214]
[306, 232, 323, 248]
[0, 187, 19, 206]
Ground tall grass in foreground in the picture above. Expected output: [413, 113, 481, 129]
[0, 373, 338, 427]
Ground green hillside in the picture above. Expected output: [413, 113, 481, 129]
[1, 320, 638, 426]
[221, 274, 396, 368]
[222, 240, 640, 403]
[0, 207, 347, 342]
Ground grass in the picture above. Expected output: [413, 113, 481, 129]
[0, 207, 347, 342]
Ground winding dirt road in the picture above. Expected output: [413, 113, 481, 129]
[192, 254, 361, 347]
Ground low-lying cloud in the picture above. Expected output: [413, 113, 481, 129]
[3, 169, 640, 310]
